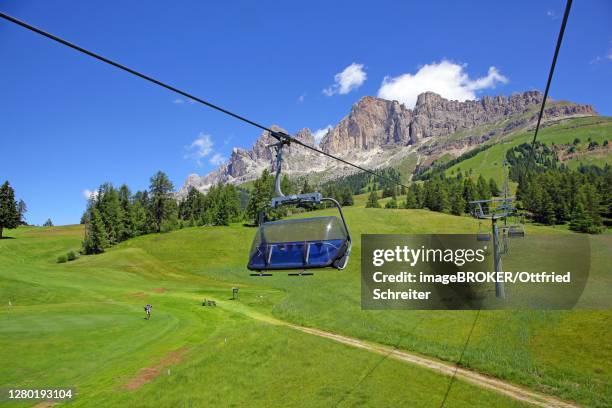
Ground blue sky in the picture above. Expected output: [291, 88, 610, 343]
[1, 0, 610, 225]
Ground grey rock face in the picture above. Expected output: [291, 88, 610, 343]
[319, 96, 414, 153]
[178, 91, 596, 196]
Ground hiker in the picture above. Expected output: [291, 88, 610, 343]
[144, 304, 152, 320]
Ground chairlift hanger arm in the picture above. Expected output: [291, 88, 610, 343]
[321, 197, 352, 244]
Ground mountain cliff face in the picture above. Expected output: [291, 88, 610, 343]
[179, 91, 596, 195]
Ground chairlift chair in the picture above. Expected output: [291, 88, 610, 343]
[507, 224, 525, 238]
[506, 212, 525, 238]
[247, 134, 352, 276]
[476, 221, 491, 242]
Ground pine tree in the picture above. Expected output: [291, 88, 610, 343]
[247, 169, 275, 225]
[449, 183, 466, 216]
[179, 187, 204, 223]
[148, 171, 177, 232]
[0, 181, 20, 238]
[97, 184, 124, 244]
[430, 179, 450, 213]
[462, 178, 477, 212]
[476, 175, 491, 200]
[281, 175, 294, 195]
[301, 178, 313, 194]
[341, 187, 354, 206]
[488, 178, 500, 196]
[569, 200, 591, 233]
[82, 207, 109, 254]
[131, 198, 149, 236]
[17, 199, 27, 225]
[580, 183, 603, 232]
[366, 191, 381, 208]
[43, 218, 54, 227]
[540, 191, 556, 225]
[404, 185, 418, 209]
[118, 184, 133, 241]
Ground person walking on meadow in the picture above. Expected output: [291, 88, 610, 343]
[144, 304, 152, 320]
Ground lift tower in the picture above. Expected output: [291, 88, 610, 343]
[468, 198, 515, 299]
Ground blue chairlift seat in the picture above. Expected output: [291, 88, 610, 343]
[476, 232, 491, 242]
[248, 216, 351, 271]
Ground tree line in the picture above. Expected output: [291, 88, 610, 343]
[516, 164, 610, 233]
[506, 142, 610, 233]
[367, 172, 500, 217]
[82, 171, 242, 254]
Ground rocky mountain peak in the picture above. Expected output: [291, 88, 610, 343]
[179, 91, 597, 197]
[415, 91, 445, 107]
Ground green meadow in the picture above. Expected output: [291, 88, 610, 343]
[1, 202, 611, 407]
[445, 116, 612, 186]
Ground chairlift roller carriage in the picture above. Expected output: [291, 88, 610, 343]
[247, 132, 352, 276]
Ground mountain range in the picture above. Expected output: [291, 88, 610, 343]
[179, 91, 596, 195]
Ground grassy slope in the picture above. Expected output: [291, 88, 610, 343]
[1, 225, 528, 408]
[444, 116, 611, 185]
[2, 203, 611, 406]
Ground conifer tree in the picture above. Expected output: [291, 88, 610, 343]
[488, 178, 500, 196]
[580, 183, 603, 232]
[97, 183, 124, 244]
[118, 184, 133, 241]
[82, 207, 109, 254]
[131, 197, 149, 236]
[0, 181, 20, 238]
[301, 178, 313, 194]
[247, 169, 274, 225]
[462, 178, 477, 212]
[449, 183, 466, 216]
[404, 185, 418, 209]
[341, 187, 354, 206]
[569, 201, 591, 233]
[148, 171, 177, 232]
[17, 199, 27, 225]
[476, 175, 491, 200]
[366, 191, 381, 208]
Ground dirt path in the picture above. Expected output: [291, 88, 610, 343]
[223, 302, 579, 407]
[289, 324, 579, 408]
[123, 347, 188, 390]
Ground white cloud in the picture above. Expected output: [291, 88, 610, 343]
[209, 153, 226, 166]
[546, 10, 557, 19]
[184, 133, 215, 166]
[313, 125, 332, 145]
[83, 189, 98, 200]
[297, 93, 306, 103]
[377, 60, 508, 108]
[172, 98, 195, 104]
[590, 41, 612, 64]
[185, 134, 213, 159]
[184, 133, 228, 167]
[323, 63, 367, 96]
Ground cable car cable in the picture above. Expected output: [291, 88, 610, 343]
[0, 11, 409, 190]
[526, 0, 572, 167]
